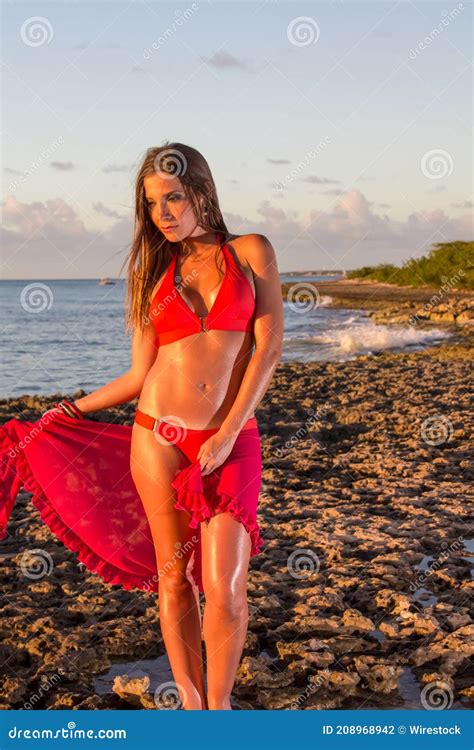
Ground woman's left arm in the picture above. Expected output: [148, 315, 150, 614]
[218, 233, 284, 438]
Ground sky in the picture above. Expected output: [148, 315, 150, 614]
[2, 0, 473, 278]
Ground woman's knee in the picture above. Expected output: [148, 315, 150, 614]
[159, 565, 195, 601]
[204, 581, 248, 621]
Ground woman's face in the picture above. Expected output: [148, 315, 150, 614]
[143, 173, 205, 241]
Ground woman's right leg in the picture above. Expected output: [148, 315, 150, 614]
[130, 423, 207, 710]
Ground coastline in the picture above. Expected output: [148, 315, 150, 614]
[282, 279, 474, 327]
[0, 335, 472, 709]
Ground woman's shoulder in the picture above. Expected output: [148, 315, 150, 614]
[226, 233, 274, 268]
[227, 232, 271, 246]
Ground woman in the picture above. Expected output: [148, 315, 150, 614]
[0, 143, 283, 711]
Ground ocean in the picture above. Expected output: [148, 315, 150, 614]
[0, 279, 451, 398]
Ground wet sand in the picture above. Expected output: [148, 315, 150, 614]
[0, 330, 472, 710]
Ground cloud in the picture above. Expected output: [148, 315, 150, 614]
[267, 158, 292, 165]
[228, 189, 472, 271]
[1, 190, 471, 278]
[1, 196, 131, 278]
[50, 161, 74, 171]
[303, 175, 340, 185]
[92, 201, 126, 220]
[2, 196, 85, 236]
[452, 200, 473, 209]
[102, 164, 132, 174]
[201, 50, 246, 69]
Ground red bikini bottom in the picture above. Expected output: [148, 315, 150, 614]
[0, 409, 263, 595]
[133, 409, 263, 592]
[134, 408, 258, 460]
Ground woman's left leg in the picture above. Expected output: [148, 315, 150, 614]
[201, 513, 252, 710]
[168, 420, 262, 709]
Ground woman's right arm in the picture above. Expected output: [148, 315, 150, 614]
[71, 322, 158, 415]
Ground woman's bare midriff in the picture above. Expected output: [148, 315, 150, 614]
[137, 236, 256, 430]
[137, 329, 255, 430]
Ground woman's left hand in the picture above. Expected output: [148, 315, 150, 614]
[197, 429, 237, 476]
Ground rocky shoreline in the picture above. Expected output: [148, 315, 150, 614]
[0, 335, 472, 710]
[282, 279, 474, 327]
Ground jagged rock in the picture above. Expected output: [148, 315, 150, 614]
[293, 616, 349, 634]
[421, 672, 454, 688]
[257, 687, 306, 709]
[276, 641, 312, 659]
[0, 677, 28, 704]
[309, 670, 360, 694]
[354, 657, 403, 693]
[412, 627, 474, 670]
[111, 675, 152, 708]
[456, 311, 474, 325]
[236, 657, 294, 689]
[446, 613, 471, 630]
[342, 608, 375, 632]
[1, 348, 472, 710]
[379, 622, 399, 638]
[442, 625, 474, 654]
[303, 651, 335, 667]
[46, 690, 95, 709]
[112, 674, 150, 697]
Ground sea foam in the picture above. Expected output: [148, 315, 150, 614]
[325, 321, 452, 356]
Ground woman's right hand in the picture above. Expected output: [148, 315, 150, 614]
[41, 400, 84, 420]
[41, 406, 63, 419]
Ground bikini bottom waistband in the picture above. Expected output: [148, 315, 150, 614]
[134, 409, 258, 434]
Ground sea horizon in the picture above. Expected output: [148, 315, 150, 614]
[0, 277, 453, 399]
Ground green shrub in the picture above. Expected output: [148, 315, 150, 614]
[347, 241, 473, 288]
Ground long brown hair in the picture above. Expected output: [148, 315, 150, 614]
[120, 142, 229, 333]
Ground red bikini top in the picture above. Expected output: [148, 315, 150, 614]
[149, 231, 255, 345]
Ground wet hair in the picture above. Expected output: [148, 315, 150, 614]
[120, 141, 229, 333]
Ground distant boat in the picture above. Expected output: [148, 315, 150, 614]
[99, 277, 115, 285]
